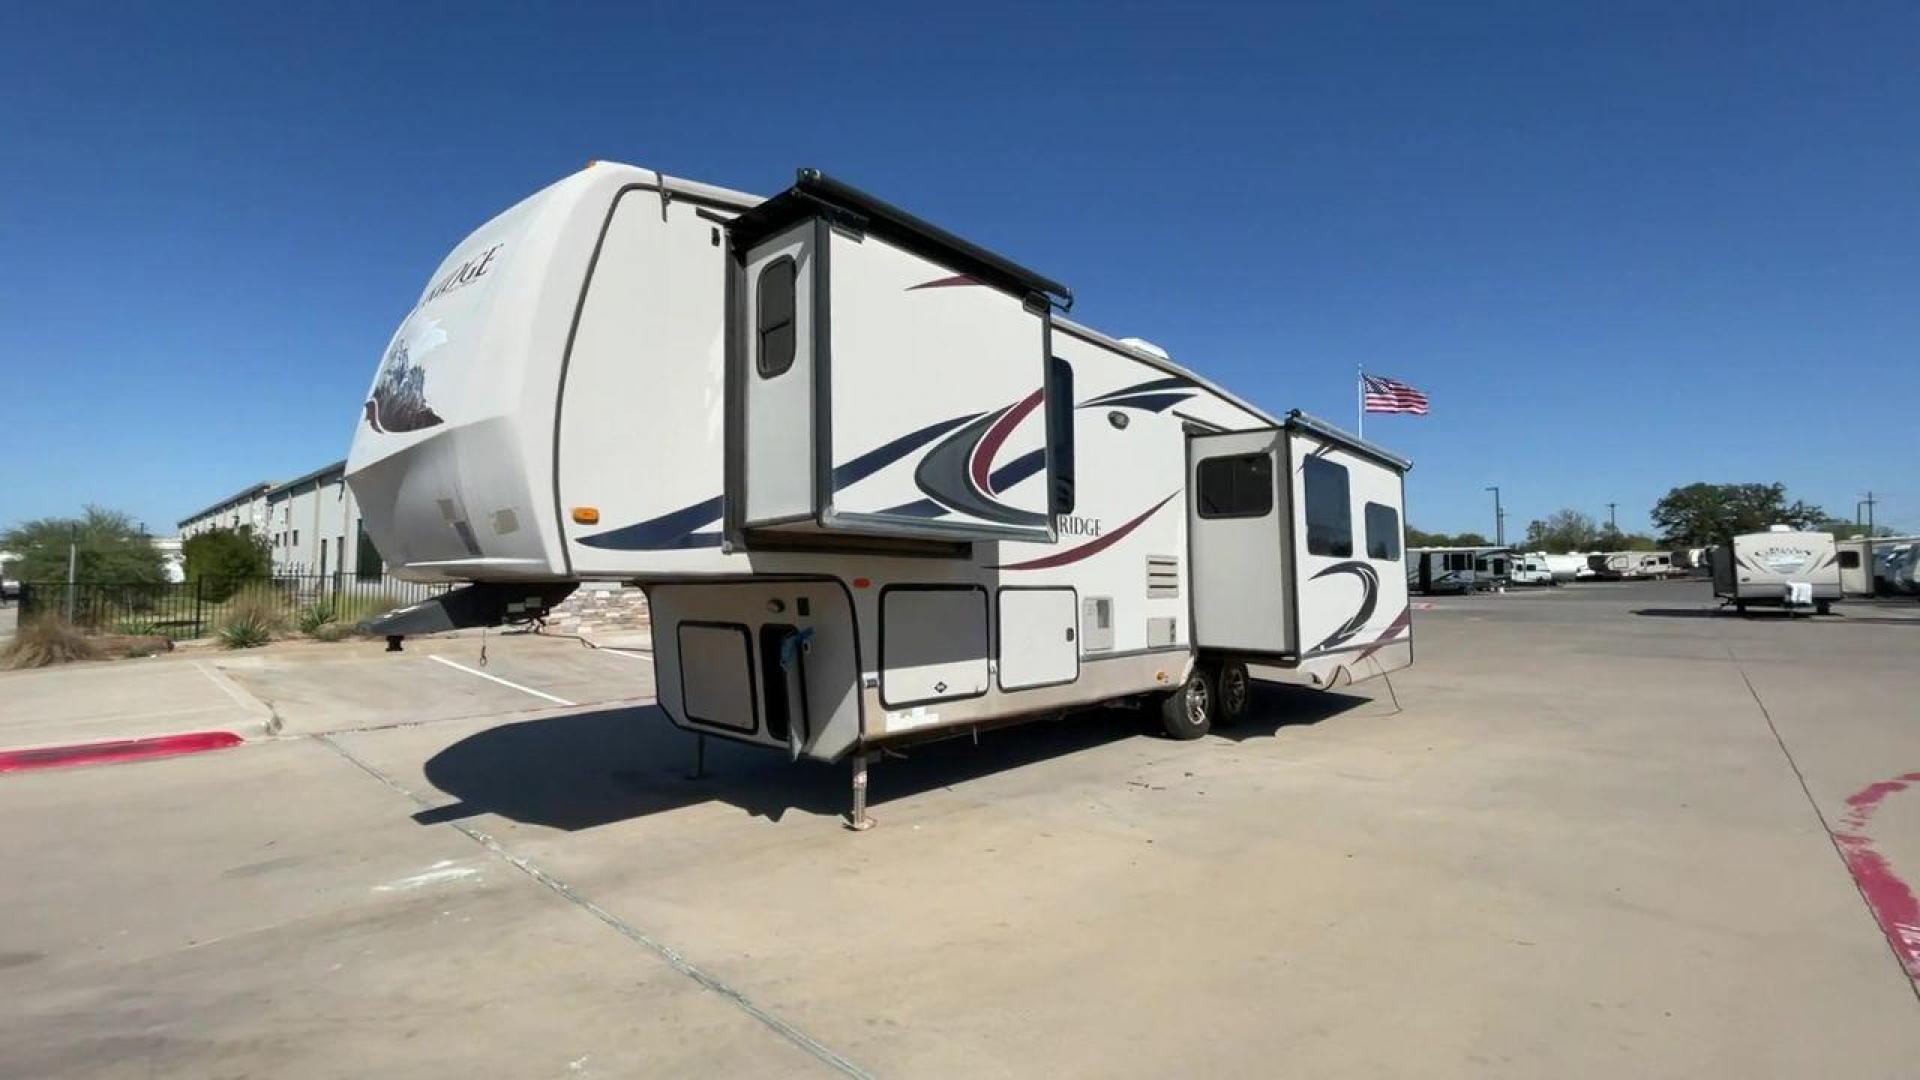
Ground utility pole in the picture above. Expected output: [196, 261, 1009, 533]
[1605, 503, 1618, 531]
[1862, 492, 1878, 587]
[65, 524, 78, 622]
[1485, 486, 1505, 547]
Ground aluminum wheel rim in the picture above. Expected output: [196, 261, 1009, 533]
[1186, 675, 1209, 726]
[1222, 667, 1248, 715]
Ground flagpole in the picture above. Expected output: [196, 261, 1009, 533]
[1356, 364, 1364, 439]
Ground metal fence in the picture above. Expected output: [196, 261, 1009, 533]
[17, 574, 450, 639]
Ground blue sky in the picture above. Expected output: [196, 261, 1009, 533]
[2, 2, 1914, 537]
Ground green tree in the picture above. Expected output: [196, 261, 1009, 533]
[1651, 483, 1827, 547]
[0, 507, 166, 585]
[1524, 509, 1600, 553]
[182, 526, 272, 601]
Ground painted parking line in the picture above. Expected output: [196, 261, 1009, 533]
[427, 655, 577, 707]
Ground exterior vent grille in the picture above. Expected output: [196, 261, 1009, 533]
[1146, 555, 1180, 598]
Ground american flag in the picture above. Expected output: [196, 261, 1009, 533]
[1362, 373, 1429, 415]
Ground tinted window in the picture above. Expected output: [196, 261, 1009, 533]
[1840, 550, 1861, 569]
[1046, 356, 1075, 515]
[1364, 502, 1400, 560]
[1302, 455, 1352, 557]
[756, 256, 796, 378]
[1196, 453, 1272, 519]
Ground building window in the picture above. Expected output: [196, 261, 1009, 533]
[1195, 453, 1273, 519]
[1364, 502, 1400, 561]
[1302, 455, 1352, 557]
[756, 256, 797, 378]
[356, 522, 384, 580]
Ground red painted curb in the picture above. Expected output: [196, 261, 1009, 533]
[1834, 771, 1920, 982]
[0, 731, 245, 774]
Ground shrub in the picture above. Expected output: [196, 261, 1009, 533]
[216, 588, 288, 650]
[3, 614, 99, 669]
[310, 622, 355, 643]
[296, 601, 337, 636]
[218, 618, 273, 650]
[115, 616, 161, 637]
[334, 591, 404, 625]
[183, 526, 272, 603]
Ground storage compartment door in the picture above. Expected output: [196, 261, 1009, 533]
[1187, 430, 1291, 655]
[738, 222, 817, 528]
[677, 622, 757, 732]
[997, 588, 1078, 690]
[881, 587, 989, 706]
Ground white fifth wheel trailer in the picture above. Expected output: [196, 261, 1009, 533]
[1709, 528, 1840, 614]
[345, 163, 1413, 825]
[1406, 546, 1509, 594]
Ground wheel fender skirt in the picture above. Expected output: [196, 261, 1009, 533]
[359, 582, 579, 638]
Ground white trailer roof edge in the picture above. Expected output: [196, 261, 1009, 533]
[608, 163, 1284, 441]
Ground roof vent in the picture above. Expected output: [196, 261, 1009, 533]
[1119, 337, 1170, 360]
[1768, 524, 1792, 533]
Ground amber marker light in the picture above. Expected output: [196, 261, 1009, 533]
[571, 507, 600, 525]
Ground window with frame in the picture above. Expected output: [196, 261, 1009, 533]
[1364, 502, 1400, 560]
[1302, 455, 1352, 557]
[1840, 550, 1862, 569]
[756, 256, 797, 378]
[1195, 453, 1273, 519]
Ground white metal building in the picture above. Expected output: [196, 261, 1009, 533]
[177, 461, 386, 579]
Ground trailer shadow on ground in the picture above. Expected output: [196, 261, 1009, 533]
[1211, 683, 1372, 743]
[1630, 607, 1911, 623]
[413, 704, 1150, 829]
[413, 685, 1372, 830]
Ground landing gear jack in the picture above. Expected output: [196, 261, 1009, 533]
[687, 733, 706, 780]
[848, 752, 875, 832]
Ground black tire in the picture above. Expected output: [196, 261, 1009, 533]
[1159, 668, 1215, 740]
[1735, 600, 1748, 615]
[1816, 601, 1832, 616]
[1215, 661, 1251, 726]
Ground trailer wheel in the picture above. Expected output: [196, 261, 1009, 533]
[1816, 601, 1832, 616]
[1159, 668, 1215, 740]
[1734, 601, 1748, 615]
[1215, 661, 1251, 726]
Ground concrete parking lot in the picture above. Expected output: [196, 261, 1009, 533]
[2, 582, 1918, 1077]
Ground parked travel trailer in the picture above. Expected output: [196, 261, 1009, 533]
[1407, 546, 1511, 593]
[1511, 553, 1557, 586]
[345, 163, 1414, 823]
[1587, 551, 1671, 580]
[1838, 536, 1920, 596]
[1542, 553, 1590, 582]
[1709, 528, 1840, 614]
[1587, 552, 1633, 580]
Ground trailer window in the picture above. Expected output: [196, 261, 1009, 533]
[1840, 550, 1861, 569]
[1302, 456, 1352, 557]
[756, 256, 797, 379]
[1046, 356, 1075, 515]
[1364, 502, 1400, 560]
[1196, 453, 1272, 519]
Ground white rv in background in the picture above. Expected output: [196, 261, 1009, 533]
[345, 163, 1414, 824]
[1407, 546, 1510, 594]
[1837, 536, 1920, 596]
[1709, 527, 1840, 614]
[1511, 553, 1557, 586]
[1542, 552, 1590, 582]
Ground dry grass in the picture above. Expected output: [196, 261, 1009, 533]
[4, 614, 101, 669]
